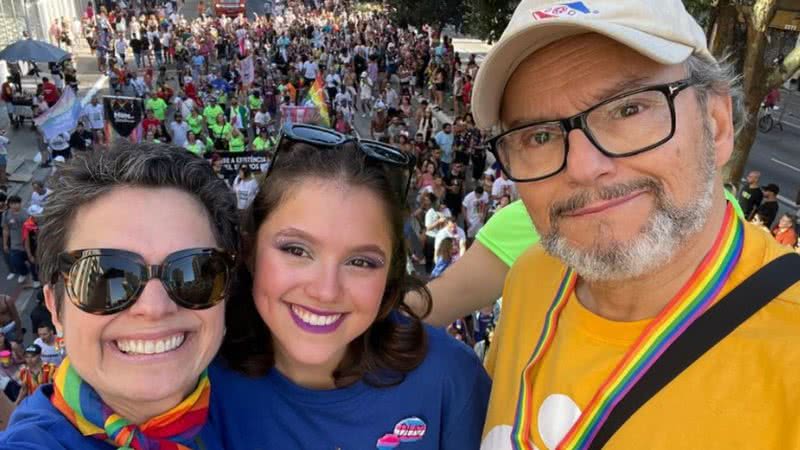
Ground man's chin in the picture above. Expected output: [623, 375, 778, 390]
[541, 231, 677, 283]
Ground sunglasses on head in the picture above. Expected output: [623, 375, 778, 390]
[56, 248, 236, 315]
[273, 123, 416, 201]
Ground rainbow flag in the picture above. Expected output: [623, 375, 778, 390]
[304, 74, 330, 127]
[34, 88, 82, 141]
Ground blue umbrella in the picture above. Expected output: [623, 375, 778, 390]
[0, 38, 70, 63]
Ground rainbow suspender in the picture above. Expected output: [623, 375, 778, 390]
[511, 203, 744, 450]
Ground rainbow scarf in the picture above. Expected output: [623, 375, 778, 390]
[50, 358, 211, 450]
[512, 202, 744, 450]
[305, 74, 330, 126]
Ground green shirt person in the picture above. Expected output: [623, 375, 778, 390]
[251, 136, 269, 152]
[227, 130, 246, 152]
[184, 133, 205, 156]
[251, 130, 276, 152]
[208, 119, 232, 150]
[203, 101, 225, 125]
[145, 96, 168, 121]
[186, 112, 204, 135]
[248, 94, 263, 111]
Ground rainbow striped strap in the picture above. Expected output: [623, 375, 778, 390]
[51, 357, 211, 450]
[511, 203, 744, 450]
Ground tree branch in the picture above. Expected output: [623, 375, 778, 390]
[766, 45, 800, 89]
[751, 0, 778, 31]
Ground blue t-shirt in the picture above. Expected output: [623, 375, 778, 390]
[435, 131, 454, 162]
[0, 385, 223, 449]
[209, 324, 491, 449]
[430, 257, 451, 278]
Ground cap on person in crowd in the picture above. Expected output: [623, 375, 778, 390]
[27, 204, 44, 217]
[471, 0, 715, 129]
[764, 184, 780, 195]
[24, 344, 42, 355]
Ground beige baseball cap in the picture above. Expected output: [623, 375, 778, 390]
[472, 0, 715, 130]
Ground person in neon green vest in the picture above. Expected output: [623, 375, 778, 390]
[203, 97, 224, 127]
[251, 128, 277, 152]
[144, 92, 168, 122]
[186, 108, 205, 136]
[227, 128, 246, 153]
[184, 131, 205, 156]
[208, 114, 232, 151]
[248, 91, 263, 112]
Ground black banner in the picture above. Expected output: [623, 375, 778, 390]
[104, 95, 143, 138]
[205, 151, 270, 173]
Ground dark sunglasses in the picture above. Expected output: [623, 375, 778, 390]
[273, 123, 416, 201]
[56, 248, 236, 315]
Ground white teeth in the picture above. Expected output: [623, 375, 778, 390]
[116, 334, 186, 355]
[291, 305, 342, 327]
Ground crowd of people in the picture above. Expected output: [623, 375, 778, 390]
[62, 0, 514, 291]
[737, 170, 800, 249]
[0, 0, 506, 420]
[0, 0, 797, 447]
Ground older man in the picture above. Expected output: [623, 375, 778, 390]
[471, 1, 800, 448]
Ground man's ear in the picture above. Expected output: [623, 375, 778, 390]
[43, 284, 64, 336]
[707, 93, 735, 169]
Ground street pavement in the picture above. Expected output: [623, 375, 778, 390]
[744, 89, 800, 216]
[0, 36, 111, 345]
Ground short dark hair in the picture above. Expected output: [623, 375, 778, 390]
[221, 142, 432, 388]
[764, 183, 780, 195]
[38, 142, 240, 312]
[7, 195, 21, 205]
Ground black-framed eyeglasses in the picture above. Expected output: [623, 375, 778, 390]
[56, 248, 236, 315]
[486, 79, 693, 182]
[271, 123, 416, 201]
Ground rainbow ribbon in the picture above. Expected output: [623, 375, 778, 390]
[511, 202, 744, 450]
[51, 357, 210, 450]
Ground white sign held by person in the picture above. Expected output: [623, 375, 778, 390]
[34, 88, 82, 141]
[240, 56, 255, 86]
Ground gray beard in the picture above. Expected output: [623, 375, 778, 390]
[540, 130, 717, 282]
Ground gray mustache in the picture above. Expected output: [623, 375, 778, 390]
[549, 178, 663, 221]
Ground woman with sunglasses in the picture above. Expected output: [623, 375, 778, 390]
[212, 124, 491, 449]
[0, 143, 239, 449]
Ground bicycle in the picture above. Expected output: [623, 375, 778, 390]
[758, 103, 776, 132]
[758, 102, 790, 133]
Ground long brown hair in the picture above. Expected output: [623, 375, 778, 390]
[221, 141, 432, 387]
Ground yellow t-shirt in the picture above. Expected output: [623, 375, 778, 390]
[482, 222, 800, 450]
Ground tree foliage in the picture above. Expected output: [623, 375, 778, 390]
[383, 0, 465, 31]
[464, 0, 516, 44]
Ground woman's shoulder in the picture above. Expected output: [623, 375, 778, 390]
[418, 323, 487, 378]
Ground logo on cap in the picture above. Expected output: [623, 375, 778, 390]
[532, 1, 597, 20]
